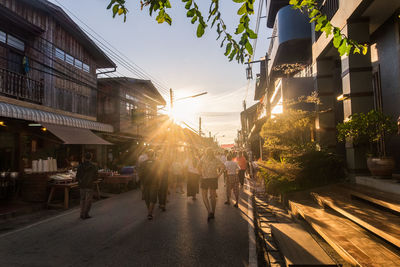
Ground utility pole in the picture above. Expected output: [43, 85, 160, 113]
[199, 117, 202, 136]
[170, 88, 174, 108]
[209, 132, 211, 138]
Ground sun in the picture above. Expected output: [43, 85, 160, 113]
[167, 100, 200, 126]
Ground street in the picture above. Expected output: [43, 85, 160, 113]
[0, 179, 256, 267]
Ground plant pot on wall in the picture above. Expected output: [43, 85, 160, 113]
[366, 157, 395, 178]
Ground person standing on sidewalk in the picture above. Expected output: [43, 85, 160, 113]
[138, 150, 159, 220]
[76, 152, 98, 220]
[199, 148, 225, 222]
[236, 152, 248, 188]
[224, 154, 240, 207]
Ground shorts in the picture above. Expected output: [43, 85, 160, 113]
[200, 178, 218, 190]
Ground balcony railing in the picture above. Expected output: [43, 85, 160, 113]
[0, 68, 44, 104]
[316, 0, 339, 41]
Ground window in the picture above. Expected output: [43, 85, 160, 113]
[55, 48, 65, 61]
[83, 63, 90, 73]
[7, 34, 24, 51]
[65, 54, 74, 65]
[0, 31, 5, 43]
[74, 59, 82, 69]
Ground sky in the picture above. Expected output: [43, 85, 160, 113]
[50, 0, 272, 144]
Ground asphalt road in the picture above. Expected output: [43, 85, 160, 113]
[0, 178, 256, 267]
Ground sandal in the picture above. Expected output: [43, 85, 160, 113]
[147, 214, 153, 220]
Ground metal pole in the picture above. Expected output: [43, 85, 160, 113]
[170, 88, 173, 109]
[199, 117, 202, 136]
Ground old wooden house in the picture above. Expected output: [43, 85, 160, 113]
[0, 0, 115, 173]
[97, 77, 166, 167]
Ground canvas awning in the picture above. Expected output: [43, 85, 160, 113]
[42, 124, 112, 145]
[0, 102, 113, 132]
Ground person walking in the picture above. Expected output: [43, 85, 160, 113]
[137, 150, 148, 200]
[138, 150, 159, 220]
[76, 152, 98, 220]
[199, 148, 225, 222]
[224, 154, 240, 207]
[157, 151, 169, 212]
[172, 153, 184, 194]
[237, 152, 248, 188]
[185, 149, 200, 201]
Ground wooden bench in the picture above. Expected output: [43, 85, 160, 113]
[290, 199, 400, 266]
[47, 180, 101, 209]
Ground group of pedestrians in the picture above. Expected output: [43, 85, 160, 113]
[74, 148, 253, 222]
[137, 147, 251, 222]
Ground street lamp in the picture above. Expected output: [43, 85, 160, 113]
[169, 89, 207, 108]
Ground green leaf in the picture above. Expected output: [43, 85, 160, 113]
[224, 43, 232, 56]
[247, 28, 257, 39]
[362, 45, 368, 55]
[191, 15, 197, 24]
[112, 5, 119, 17]
[185, 0, 192, 10]
[245, 41, 253, 55]
[338, 40, 347, 56]
[197, 23, 205, 37]
[187, 9, 195, 17]
[237, 4, 246, 15]
[235, 23, 245, 34]
[333, 35, 342, 48]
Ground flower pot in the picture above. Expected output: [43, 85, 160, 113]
[366, 157, 395, 178]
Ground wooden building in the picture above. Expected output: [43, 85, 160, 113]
[0, 0, 115, 172]
[97, 77, 166, 168]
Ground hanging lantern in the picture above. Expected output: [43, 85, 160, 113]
[246, 65, 253, 80]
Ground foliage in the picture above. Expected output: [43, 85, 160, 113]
[260, 108, 316, 159]
[295, 150, 345, 188]
[289, 0, 368, 56]
[337, 110, 397, 156]
[107, 0, 257, 63]
[259, 151, 345, 195]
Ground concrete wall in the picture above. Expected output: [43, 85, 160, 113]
[372, 17, 400, 167]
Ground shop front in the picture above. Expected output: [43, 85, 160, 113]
[0, 102, 113, 202]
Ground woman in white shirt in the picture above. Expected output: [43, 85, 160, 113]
[224, 154, 240, 208]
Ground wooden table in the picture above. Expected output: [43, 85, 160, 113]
[47, 180, 101, 209]
[102, 175, 134, 192]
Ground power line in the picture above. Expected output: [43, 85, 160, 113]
[52, 0, 170, 96]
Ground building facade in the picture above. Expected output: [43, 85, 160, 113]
[97, 77, 166, 167]
[0, 0, 115, 172]
[311, 0, 400, 171]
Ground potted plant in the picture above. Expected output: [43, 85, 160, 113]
[337, 110, 397, 177]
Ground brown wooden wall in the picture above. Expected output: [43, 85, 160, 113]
[0, 0, 101, 118]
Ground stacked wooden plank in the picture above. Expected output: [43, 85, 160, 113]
[289, 184, 400, 266]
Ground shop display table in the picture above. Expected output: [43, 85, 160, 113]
[102, 175, 134, 192]
[47, 180, 101, 209]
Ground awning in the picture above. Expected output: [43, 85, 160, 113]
[42, 124, 112, 145]
[0, 102, 113, 133]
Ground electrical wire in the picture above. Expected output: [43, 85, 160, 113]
[52, 0, 170, 96]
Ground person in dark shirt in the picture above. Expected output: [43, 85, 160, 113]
[138, 150, 159, 220]
[76, 152, 98, 219]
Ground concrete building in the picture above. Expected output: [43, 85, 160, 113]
[310, 0, 400, 171]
